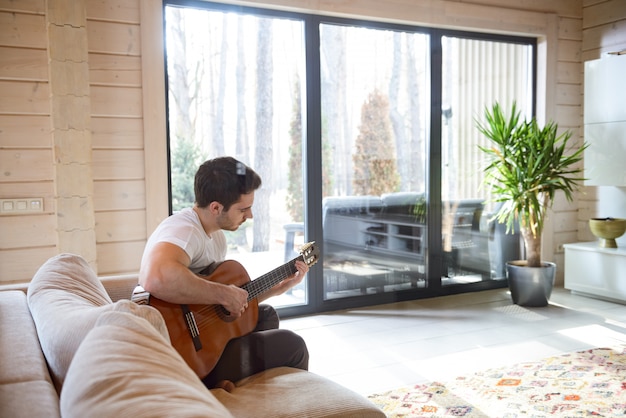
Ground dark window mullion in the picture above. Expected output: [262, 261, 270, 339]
[427, 30, 443, 287]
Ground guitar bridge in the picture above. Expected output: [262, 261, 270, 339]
[180, 304, 203, 351]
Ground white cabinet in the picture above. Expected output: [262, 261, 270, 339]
[584, 54, 626, 186]
[564, 242, 626, 303]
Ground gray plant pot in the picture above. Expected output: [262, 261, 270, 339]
[506, 260, 556, 307]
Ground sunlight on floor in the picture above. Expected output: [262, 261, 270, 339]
[281, 288, 626, 396]
[558, 323, 626, 348]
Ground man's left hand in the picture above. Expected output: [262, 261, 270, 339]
[266, 260, 309, 297]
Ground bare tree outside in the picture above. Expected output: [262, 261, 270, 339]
[286, 76, 303, 221]
[167, 9, 301, 255]
[287, 76, 333, 220]
[406, 36, 425, 192]
[166, 8, 206, 211]
[389, 32, 425, 192]
[320, 25, 349, 195]
[235, 15, 249, 159]
[211, 13, 228, 156]
[388, 32, 408, 190]
[253, 17, 274, 252]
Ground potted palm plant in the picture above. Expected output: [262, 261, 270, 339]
[476, 102, 587, 306]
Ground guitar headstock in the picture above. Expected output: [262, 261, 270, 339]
[299, 241, 320, 267]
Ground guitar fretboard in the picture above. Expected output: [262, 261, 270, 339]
[241, 256, 302, 301]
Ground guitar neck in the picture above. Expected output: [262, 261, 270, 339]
[241, 255, 303, 301]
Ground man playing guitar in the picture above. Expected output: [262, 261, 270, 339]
[138, 156, 310, 390]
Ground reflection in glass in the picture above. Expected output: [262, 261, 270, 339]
[320, 24, 429, 300]
[441, 37, 532, 284]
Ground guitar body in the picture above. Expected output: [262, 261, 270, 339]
[134, 242, 319, 380]
[148, 260, 259, 380]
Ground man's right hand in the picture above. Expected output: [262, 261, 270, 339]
[140, 242, 249, 311]
[221, 284, 249, 317]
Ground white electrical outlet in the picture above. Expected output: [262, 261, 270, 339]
[0, 198, 44, 215]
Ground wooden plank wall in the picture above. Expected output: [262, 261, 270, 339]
[0, 0, 147, 282]
[582, 0, 626, 60]
[0, 0, 58, 282]
[48, 0, 98, 271]
[86, 1, 147, 275]
[1, 0, 622, 285]
[578, 0, 626, 241]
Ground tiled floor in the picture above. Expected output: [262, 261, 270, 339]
[281, 287, 626, 396]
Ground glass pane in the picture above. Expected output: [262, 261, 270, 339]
[440, 37, 531, 284]
[165, 6, 307, 308]
[320, 24, 430, 300]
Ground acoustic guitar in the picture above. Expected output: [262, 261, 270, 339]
[131, 241, 319, 379]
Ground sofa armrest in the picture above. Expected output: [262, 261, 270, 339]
[0, 282, 29, 293]
[0, 274, 139, 303]
[100, 274, 138, 302]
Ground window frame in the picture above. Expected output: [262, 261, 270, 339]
[157, 0, 538, 316]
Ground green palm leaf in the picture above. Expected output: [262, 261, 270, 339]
[476, 101, 587, 267]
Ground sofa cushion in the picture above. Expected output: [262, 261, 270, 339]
[0, 380, 61, 417]
[60, 301, 233, 418]
[213, 367, 385, 418]
[27, 253, 116, 391]
[0, 291, 53, 385]
[0, 291, 60, 417]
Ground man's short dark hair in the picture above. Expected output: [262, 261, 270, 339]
[194, 156, 262, 210]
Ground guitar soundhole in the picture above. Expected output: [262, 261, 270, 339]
[216, 305, 237, 323]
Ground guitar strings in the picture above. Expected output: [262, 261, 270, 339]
[193, 258, 301, 328]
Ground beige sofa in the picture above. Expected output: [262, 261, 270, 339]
[0, 253, 384, 418]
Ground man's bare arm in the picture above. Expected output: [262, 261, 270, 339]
[139, 242, 248, 316]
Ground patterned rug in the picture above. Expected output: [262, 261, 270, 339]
[368, 346, 626, 417]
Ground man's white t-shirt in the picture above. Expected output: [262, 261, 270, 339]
[141, 208, 227, 273]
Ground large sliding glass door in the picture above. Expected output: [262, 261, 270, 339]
[319, 24, 430, 300]
[164, 1, 536, 316]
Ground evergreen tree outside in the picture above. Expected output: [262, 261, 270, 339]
[171, 136, 206, 212]
[352, 89, 400, 195]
